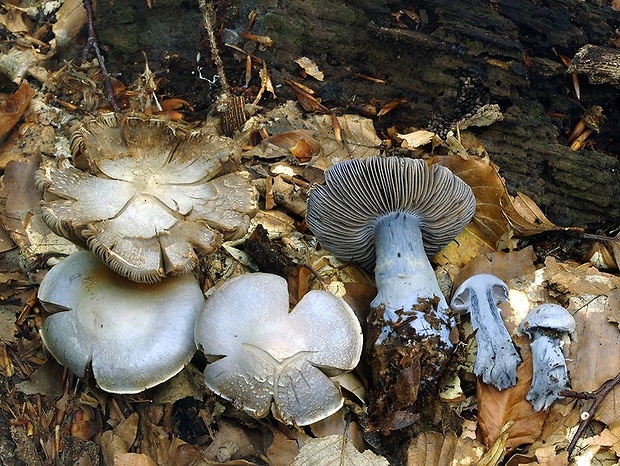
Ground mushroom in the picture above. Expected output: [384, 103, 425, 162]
[450, 274, 521, 390]
[38, 250, 204, 393]
[518, 303, 576, 411]
[306, 156, 476, 432]
[194, 273, 363, 426]
[35, 112, 258, 283]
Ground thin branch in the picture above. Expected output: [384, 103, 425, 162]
[81, 0, 120, 112]
[564, 372, 620, 457]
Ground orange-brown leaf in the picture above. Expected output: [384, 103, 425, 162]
[431, 155, 510, 250]
[0, 81, 35, 140]
[477, 351, 547, 452]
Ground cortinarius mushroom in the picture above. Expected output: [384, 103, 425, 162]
[194, 273, 363, 426]
[36, 112, 258, 283]
[38, 251, 204, 393]
[306, 156, 476, 432]
[450, 274, 521, 390]
[518, 303, 576, 411]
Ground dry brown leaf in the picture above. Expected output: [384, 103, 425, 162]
[501, 192, 569, 237]
[610, 232, 620, 270]
[398, 130, 440, 149]
[284, 79, 330, 113]
[293, 434, 389, 466]
[253, 130, 320, 160]
[0, 10, 33, 34]
[294, 57, 324, 81]
[0, 155, 79, 266]
[115, 453, 158, 466]
[100, 413, 139, 466]
[50, 0, 87, 50]
[431, 155, 510, 251]
[310, 113, 382, 170]
[477, 352, 548, 452]
[0, 81, 35, 140]
[608, 290, 620, 330]
[264, 424, 308, 466]
[405, 429, 484, 466]
[203, 420, 261, 463]
[452, 247, 537, 291]
[377, 97, 407, 117]
[169, 437, 210, 466]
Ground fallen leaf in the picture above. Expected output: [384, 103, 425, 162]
[0, 81, 35, 140]
[50, 0, 88, 50]
[377, 98, 407, 117]
[431, 155, 510, 251]
[405, 429, 484, 465]
[100, 413, 139, 466]
[115, 453, 158, 466]
[398, 130, 442, 150]
[477, 352, 548, 452]
[294, 57, 324, 81]
[501, 191, 568, 236]
[293, 435, 389, 466]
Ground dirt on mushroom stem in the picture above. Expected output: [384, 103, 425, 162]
[366, 297, 457, 435]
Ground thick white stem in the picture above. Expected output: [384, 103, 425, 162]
[370, 212, 452, 345]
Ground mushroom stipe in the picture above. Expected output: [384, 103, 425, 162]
[307, 156, 476, 433]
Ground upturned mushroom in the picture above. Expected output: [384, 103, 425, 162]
[518, 303, 576, 411]
[450, 274, 521, 390]
[194, 273, 363, 426]
[306, 156, 476, 432]
[38, 251, 204, 393]
[36, 112, 258, 283]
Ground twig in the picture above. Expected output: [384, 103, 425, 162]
[81, 0, 120, 112]
[198, 0, 231, 97]
[563, 372, 620, 457]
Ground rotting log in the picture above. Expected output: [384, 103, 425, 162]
[94, 0, 620, 228]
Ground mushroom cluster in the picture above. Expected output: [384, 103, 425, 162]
[36, 112, 258, 283]
[36, 112, 261, 394]
[194, 273, 363, 426]
[307, 156, 476, 432]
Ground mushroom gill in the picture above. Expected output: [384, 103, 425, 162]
[36, 112, 259, 283]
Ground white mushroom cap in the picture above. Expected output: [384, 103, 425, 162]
[36, 112, 258, 283]
[194, 273, 363, 426]
[519, 304, 576, 335]
[306, 157, 476, 271]
[38, 251, 204, 394]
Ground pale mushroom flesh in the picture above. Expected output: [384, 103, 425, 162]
[194, 273, 363, 426]
[519, 303, 576, 411]
[306, 156, 476, 432]
[38, 251, 204, 394]
[450, 274, 522, 390]
[36, 112, 258, 283]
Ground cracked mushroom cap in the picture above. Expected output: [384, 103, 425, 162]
[36, 112, 258, 283]
[194, 273, 363, 426]
[38, 251, 204, 394]
[306, 156, 476, 270]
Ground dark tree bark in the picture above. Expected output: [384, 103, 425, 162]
[96, 0, 620, 229]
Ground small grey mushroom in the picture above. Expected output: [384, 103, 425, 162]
[306, 156, 476, 432]
[451, 274, 521, 390]
[35, 112, 258, 283]
[518, 303, 576, 412]
[194, 273, 363, 426]
[38, 251, 204, 393]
